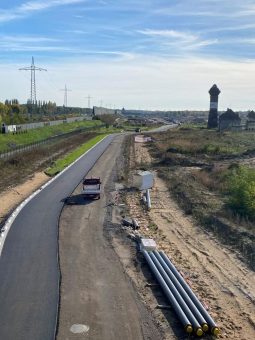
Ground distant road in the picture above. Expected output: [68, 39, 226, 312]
[146, 123, 178, 133]
[0, 135, 114, 340]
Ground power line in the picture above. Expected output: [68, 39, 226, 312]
[19, 56, 47, 103]
[60, 84, 72, 107]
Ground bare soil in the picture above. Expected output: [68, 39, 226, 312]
[0, 172, 49, 224]
[0, 132, 97, 191]
[57, 135, 162, 340]
[120, 140, 255, 339]
[1, 132, 255, 339]
[0, 132, 96, 225]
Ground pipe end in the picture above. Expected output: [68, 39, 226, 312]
[196, 328, 203, 337]
[212, 326, 220, 336]
[185, 325, 193, 333]
[202, 323, 209, 332]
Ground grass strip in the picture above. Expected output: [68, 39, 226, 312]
[45, 134, 109, 176]
[0, 120, 101, 152]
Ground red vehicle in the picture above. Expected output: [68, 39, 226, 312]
[82, 177, 101, 199]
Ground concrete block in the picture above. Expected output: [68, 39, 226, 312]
[140, 238, 157, 251]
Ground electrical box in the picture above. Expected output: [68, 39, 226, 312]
[133, 171, 154, 190]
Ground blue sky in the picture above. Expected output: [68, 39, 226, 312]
[1, 0, 255, 109]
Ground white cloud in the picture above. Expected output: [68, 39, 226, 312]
[153, 1, 255, 19]
[1, 55, 255, 110]
[183, 39, 219, 50]
[0, 34, 64, 52]
[0, 0, 87, 22]
[64, 29, 88, 34]
[138, 29, 218, 52]
[1, 35, 58, 43]
[138, 29, 197, 42]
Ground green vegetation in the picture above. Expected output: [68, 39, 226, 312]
[149, 124, 255, 223]
[45, 134, 109, 176]
[226, 165, 255, 220]
[155, 125, 255, 157]
[147, 124, 255, 269]
[0, 99, 91, 124]
[0, 120, 101, 152]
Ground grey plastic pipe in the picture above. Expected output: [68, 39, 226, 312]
[159, 250, 219, 336]
[153, 251, 208, 332]
[149, 252, 203, 336]
[142, 250, 193, 334]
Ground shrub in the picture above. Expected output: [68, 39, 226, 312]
[227, 166, 255, 220]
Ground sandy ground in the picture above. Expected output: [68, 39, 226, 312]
[1, 136, 254, 339]
[0, 172, 49, 224]
[124, 140, 255, 339]
[57, 135, 162, 340]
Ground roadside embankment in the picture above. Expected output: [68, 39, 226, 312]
[45, 134, 109, 176]
[0, 120, 101, 152]
[111, 134, 255, 339]
[0, 132, 111, 226]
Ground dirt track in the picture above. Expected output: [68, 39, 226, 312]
[126, 141, 255, 339]
[1, 133, 254, 339]
[57, 135, 162, 340]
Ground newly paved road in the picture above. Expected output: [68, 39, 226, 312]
[0, 135, 115, 340]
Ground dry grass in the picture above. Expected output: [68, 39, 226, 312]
[0, 132, 97, 193]
[190, 165, 229, 192]
[147, 124, 255, 260]
[151, 126, 255, 158]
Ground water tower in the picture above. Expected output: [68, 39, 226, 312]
[207, 84, 221, 128]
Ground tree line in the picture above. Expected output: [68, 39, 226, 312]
[0, 99, 91, 125]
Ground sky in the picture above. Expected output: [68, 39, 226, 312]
[1, 0, 255, 110]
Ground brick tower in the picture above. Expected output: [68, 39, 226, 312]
[207, 84, 221, 128]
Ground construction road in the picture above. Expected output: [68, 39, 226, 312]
[57, 134, 161, 339]
[0, 135, 115, 340]
[0, 133, 161, 340]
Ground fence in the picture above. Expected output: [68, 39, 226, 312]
[2, 115, 92, 134]
[0, 124, 105, 160]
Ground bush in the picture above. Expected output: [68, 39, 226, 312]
[227, 166, 255, 220]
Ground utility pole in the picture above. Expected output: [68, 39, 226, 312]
[85, 95, 93, 108]
[19, 57, 47, 104]
[60, 84, 72, 107]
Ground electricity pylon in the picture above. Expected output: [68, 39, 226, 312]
[85, 95, 93, 108]
[60, 84, 72, 107]
[19, 57, 47, 104]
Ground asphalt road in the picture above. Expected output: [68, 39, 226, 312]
[147, 123, 178, 133]
[0, 135, 115, 340]
[57, 134, 162, 340]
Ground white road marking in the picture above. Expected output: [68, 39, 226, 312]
[0, 136, 109, 256]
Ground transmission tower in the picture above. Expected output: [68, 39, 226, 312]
[85, 95, 93, 108]
[60, 84, 72, 107]
[19, 57, 47, 104]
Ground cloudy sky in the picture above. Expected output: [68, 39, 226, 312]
[1, 0, 255, 110]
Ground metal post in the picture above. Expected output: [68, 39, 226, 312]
[146, 189, 151, 210]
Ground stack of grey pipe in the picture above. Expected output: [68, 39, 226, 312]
[143, 250, 220, 337]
